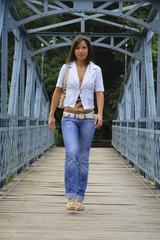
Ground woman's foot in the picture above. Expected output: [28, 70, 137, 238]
[66, 199, 75, 210]
[75, 201, 84, 211]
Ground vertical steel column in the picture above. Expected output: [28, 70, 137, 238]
[134, 60, 141, 118]
[8, 30, 23, 115]
[1, 5, 8, 114]
[19, 59, 25, 116]
[0, 0, 5, 38]
[46, 101, 50, 119]
[124, 84, 127, 119]
[141, 38, 146, 118]
[144, 39, 156, 117]
[31, 68, 35, 118]
[157, 11, 160, 116]
[81, 14, 85, 32]
[24, 58, 34, 117]
[130, 62, 135, 119]
[34, 82, 42, 118]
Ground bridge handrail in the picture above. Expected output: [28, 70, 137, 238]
[0, 114, 54, 188]
[112, 117, 160, 189]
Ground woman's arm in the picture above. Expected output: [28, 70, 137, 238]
[48, 87, 63, 131]
[95, 91, 104, 128]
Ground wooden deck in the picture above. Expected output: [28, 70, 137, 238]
[0, 147, 160, 240]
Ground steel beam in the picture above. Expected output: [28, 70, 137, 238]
[1, 9, 8, 114]
[8, 29, 23, 115]
[34, 82, 42, 118]
[24, 58, 35, 117]
[0, 0, 5, 38]
[144, 39, 156, 117]
[19, 59, 25, 116]
[157, 35, 160, 116]
[23, 33, 142, 60]
[140, 50, 146, 118]
[130, 62, 135, 119]
[8, 1, 158, 35]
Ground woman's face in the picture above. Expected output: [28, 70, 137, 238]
[75, 40, 88, 62]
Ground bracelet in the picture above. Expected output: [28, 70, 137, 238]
[49, 111, 54, 115]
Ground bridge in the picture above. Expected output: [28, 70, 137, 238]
[0, 0, 160, 239]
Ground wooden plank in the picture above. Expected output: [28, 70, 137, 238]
[0, 147, 160, 240]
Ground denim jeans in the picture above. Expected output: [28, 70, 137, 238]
[61, 115, 95, 201]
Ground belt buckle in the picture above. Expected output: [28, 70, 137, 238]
[78, 114, 85, 120]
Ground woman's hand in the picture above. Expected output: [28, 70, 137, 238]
[48, 87, 63, 131]
[95, 114, 103, 128]
[48, 115, 56, 131]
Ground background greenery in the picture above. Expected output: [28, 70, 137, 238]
[6, 1, 158, 145]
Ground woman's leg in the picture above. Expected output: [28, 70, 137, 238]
[76, 119, 95, 201]
[61, 117, 79, 200]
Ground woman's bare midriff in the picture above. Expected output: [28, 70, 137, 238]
[64, 107, 93, 114]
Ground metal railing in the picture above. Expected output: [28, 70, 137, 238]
[112, 118, 160, 188]
[0, 114, 54, 188]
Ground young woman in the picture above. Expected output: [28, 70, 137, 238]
[48, 35, 104, 211]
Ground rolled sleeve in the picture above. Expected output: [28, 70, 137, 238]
[56, 64, 67, 88]
[95, 67, 104, 92]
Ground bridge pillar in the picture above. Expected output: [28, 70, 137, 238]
[141, 46, 146, 118]
[157, 16, 160, 116]
[144, 38, 156, 117]
[24, 58, 35, 117]
[1, 6, 8, 114]
[8, 29, 24, 115]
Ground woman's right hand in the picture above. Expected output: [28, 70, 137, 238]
[48, 115, 56, 131]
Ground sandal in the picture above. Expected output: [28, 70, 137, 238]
[66, 201, 75, 210]
[75, 202, 84, 211]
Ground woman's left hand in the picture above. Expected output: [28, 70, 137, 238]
[95, 114, 103, 128]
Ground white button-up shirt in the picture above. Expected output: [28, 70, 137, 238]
[56, 61, 104, 109]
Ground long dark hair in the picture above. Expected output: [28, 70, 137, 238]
[66, 35, 94, 65]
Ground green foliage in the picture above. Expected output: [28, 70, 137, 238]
[7, 174, 13, 184]
[6, 2, 159, 142]
[40, 48, 70, 99]
[54, 127, 64, 147]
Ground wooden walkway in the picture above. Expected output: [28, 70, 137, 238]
[0, 147, 160, 240]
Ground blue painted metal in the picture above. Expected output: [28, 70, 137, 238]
[0, 0, 5, 38]
[112, 117, 160, 186]
[1, 0, 160, 190]
[8, 1, 158, 35]
[1, 8, 8, 115]
[24, 32, 142, 61]
[157, 26, 160, 116]
[0, 2, 54, 188]
[8, 29, 23, 115]
[0, 114, 54, 187]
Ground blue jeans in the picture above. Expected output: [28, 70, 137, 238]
[61, 116, 95, 201]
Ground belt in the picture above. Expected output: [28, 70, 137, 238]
[63, 111, 96, 120]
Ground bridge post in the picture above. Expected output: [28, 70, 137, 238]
[144, 39, 156, 117]
[141, 40, 146, 118]
[1, 4, 8, 114]
[0, 0, 5, 38]
[24, 58, 35, 117]
[157, 10, 160, 116]
[8, 29, 24, 115]
[130, 62, 135, 119]
[34, 83, 43, 118]
[19, 60, 25, 116]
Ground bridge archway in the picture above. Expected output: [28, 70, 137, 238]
[1, 1, 160, 188]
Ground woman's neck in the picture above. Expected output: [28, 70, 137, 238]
[76, 60, 87, 67]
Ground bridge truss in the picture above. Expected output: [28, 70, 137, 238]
[0, 0, 160, 188]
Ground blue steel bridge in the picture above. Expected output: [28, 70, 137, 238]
[0, 1, 160, 193]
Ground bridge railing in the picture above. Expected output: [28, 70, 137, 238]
[112, 118, 160, 188]
[0, 114, 54, 188]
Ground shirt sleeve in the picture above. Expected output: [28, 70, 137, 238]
[95, 66, 104, 92]
[56, 64, 67, 88]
